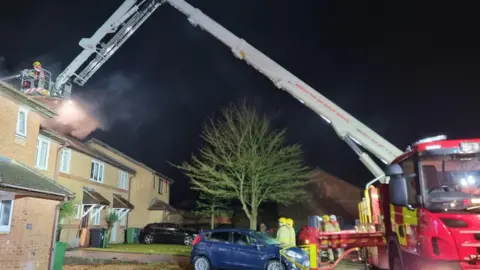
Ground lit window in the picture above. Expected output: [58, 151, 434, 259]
[118, 171, 129, 190]
[90, 160, 104, 183]
[0, 193, 14, 233]
[16, 108, 28, 137]
[59, 149, 71, 173]
[35, 136, 51, 170]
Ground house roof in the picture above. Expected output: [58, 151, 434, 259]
[83, 189, 110, 205]
[113, 194, 134, 209]
[148, 198, 176, 212]
[0, 156, 73, 199]
[0, 82, 56, 118]
[87, 138, 174, 183]
[40, 127, 136, 174]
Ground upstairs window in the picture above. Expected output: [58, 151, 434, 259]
[118, 171, 129, 190]
[16, 108, 28, 137]
[90, 160, 104, 183]
[35, 136, 51, 170]
[158, 178, 164, 194]
[59, 149, 71, 173]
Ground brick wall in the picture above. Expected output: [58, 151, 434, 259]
[0, 196, 58, 270]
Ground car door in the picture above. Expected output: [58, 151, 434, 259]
[206, 231, 233, 268]
[160, 223, 176, 243]
[231, 232, 268, 269]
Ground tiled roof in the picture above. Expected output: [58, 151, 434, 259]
[148, 198, 176, 212]
[0, 156, 73, 199]
[83, 189, 110, 205]
[87, 138, 175, 183]
[40, 127, 136, 174]
[113, 194, 134, 209]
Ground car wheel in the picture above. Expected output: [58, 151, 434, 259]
[184, 235, 194, 245]
[143, 234, 154, 244]
[193, 256, 210, 270]
[265, 260, 285, 270]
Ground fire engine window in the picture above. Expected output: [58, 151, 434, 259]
[400, 158, 419, 206]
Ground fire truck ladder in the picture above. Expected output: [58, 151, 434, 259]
[55, 0, 163, 90]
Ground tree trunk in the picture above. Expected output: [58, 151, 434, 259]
[210, 213, 215, 229]
[249, 213, 258, 230]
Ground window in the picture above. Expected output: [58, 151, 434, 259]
[35, 136, 51, 170]
[118, 171, 129, 190]
[400, 158, 419, 206]
[92, 206, 102, 225]
[158, 179, 164, 194]
[166, 181, 169, 194]
[233, 232, 250, 245]
[74, 205, 82, 220]
[0, 193, 14, 233]
[16, 108, 28, 137]
[120, 213, 127, 226]
[208, 231, 230, 243]
[59, 149, 71, 173]
[90, 160, 104, 183]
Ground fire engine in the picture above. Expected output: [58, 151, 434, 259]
[7, 0, 480, 269]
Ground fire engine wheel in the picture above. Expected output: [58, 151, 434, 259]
[391, 257, 402, 270]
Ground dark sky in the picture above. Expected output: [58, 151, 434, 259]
[1, 0, 480, 208]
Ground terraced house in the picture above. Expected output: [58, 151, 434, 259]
[0, 82, 73, 269]
[0, 81, 175, 266]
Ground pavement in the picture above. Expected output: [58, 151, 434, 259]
[66, 249, 366, 269]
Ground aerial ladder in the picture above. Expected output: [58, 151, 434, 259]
[29, 0, 402, 184]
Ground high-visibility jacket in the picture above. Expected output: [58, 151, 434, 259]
[331, 221, 341, 232]
[288, 226, 296, 246]
[324, 222, 336, 232]
[276, 225, 290, 244]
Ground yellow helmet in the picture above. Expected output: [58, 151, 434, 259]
[322, 215, 330, 222]
[278, 217, 287, 224]
[33, 61, 41, 67]
[286, 218, 294, 226]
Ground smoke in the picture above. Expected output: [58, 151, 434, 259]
[42, 71, 159, 139]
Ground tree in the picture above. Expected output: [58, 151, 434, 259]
[175, 102, 311, 229]
[104, 211, 120, 247]
[195, 192, 233, 229]
[57, 200, 76, 241]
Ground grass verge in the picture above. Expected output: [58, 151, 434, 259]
[85, 244, 192, 256]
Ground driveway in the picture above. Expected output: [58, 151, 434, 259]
[66, 249, 190, 264]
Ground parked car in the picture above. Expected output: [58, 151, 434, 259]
[191, 228, 310, 270]
[139, 222, 198, 245]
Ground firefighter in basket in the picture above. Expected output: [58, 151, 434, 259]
[30, 61, 46, 89]
[323, 214, 337, 263]
[286, 218, 296, 246]
[276, 217, 290, 244]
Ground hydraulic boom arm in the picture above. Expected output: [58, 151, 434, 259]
[55, 0, 403, 182]
[164, 0, 403, 182]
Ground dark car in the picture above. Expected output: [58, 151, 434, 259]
[190, 228, 310, 270]
[139, 222, 198, 245]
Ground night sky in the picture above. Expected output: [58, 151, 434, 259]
[1, 0, 479, 208]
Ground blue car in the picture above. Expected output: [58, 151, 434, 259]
[190, 228, 310, 270]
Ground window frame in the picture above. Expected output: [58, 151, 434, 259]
[90, 159, 105, 183]
[74, 205, 82, 220]
[35, 135, 51, 170]
[16, 107, 28, 137]
[399, 155, 421, 207]
[0, 193, 15, 233]
[91, 206, 102, 225]
[59, 148, 71, 173]
[158, 178, 164, 194]
[118, 171, 129, 190]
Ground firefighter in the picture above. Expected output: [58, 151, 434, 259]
[286, 218, 296, 246]
[323, 214, 336, 263]
[276, 217, 289, 244]
[330, 215, 343, 258]
[31, 61, 45, 89]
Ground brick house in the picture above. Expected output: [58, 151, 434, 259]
[1, 80, 176, 253]
[0, 81, 73, 269]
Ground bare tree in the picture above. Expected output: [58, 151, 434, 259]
[175, 102, 310, 229]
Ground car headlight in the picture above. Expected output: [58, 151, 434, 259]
[284, 250, 303, 260]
